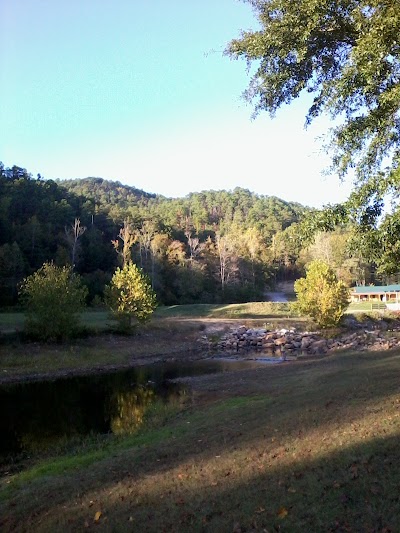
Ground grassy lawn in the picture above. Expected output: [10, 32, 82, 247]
[1, 349, 400, 531]
[0, 319, 207, 379]
[6, 301, 385, 336]
[155, 301, 292, 319]
[0, 310, 115, 335]
[0, 303, 292, 336]
[346, 302, 388, 313]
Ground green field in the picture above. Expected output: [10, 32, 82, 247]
[155, 301, 292, 319]
[0, 302, 294, 335]
[0, 310, 114, 335]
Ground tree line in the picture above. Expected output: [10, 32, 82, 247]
[0, 162, 387, 309]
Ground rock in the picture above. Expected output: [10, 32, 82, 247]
[308, 339, 328, 354]
[202, 322, 400, 357]
[301, 336, 313, 350]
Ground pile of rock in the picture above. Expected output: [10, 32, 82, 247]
[200, 325, 400, 356]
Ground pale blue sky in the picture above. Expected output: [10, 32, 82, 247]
[0, 0, 352, 207]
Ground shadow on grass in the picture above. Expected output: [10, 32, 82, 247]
[1, 349, 400, 531]
[55, 433, 399, 532]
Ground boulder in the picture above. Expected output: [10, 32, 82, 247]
[308, 339, 328, 354]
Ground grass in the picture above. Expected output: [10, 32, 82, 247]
[155, 301, 292, 318]
[1, 349, 400, 531]
[347, 302, 388, 313]
[0, 319, 206, 379]
[1, 304, 400, 529]
[0, 303, 292, 336]
[0, 309, 115, 335]
[0, 301, 393, 335]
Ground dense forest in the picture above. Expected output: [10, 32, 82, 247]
[0, 162, 377, 308]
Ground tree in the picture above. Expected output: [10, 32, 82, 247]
[112, 219, 136, 267]
[215, 232, 238, 295]
[226, 1, 400, 266]
[135, 220, 157, 285]
[65, 217, 86, 269]
[19, 262, 88, 340]
[105, 263, 157, 331]
[0, 242, 26, 305]
[300, 228, 370, 286]
[293, 260, 349, 328]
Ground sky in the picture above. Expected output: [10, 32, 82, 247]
[0, 0, 353, 208]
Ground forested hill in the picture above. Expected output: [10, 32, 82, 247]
[58, 177, 307, 240]
[57, 177, 157, 209]
[0, 163, 311, 307]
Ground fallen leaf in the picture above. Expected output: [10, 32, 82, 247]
[277, 507, 288, 519]
[94, 511, 102, 522]
[255, 507, 266, 514]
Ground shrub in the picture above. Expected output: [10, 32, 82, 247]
[104, 263, 157, 331]
[19, 262, 88, 341]
[292, 260, 349, 328]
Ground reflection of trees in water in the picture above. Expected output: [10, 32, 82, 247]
[0, 371, 188, 460]
[109, 383, 188, 436]
[109, 386, 155, 435]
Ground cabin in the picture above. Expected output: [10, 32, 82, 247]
[350, 285, 400, 309]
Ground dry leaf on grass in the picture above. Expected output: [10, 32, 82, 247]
[277, 507, 288, 519]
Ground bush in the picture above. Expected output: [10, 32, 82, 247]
[104, 263, 157, 331]
[19, 262, 88, 341]
[293, 260, 349, 328]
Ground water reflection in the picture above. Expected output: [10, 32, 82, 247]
[109, 386, 155, 435]
[0, 359, 264, 461]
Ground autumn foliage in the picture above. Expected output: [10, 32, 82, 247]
[293, 260, 349, 328]
[105, 262, 157, 330]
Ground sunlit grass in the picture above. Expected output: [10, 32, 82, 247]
[155, 301, 293, 318]
[0, 303, 293, 337]
[346, 302, 387, 312]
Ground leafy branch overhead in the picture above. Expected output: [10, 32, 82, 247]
[226, 0, 400, 208]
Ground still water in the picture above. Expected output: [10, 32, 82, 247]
[0, 359, 263, 460]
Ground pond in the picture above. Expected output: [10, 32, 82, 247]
[0, 359, 266, 462]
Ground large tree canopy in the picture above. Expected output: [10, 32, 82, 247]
[226, 0, 400, 260]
